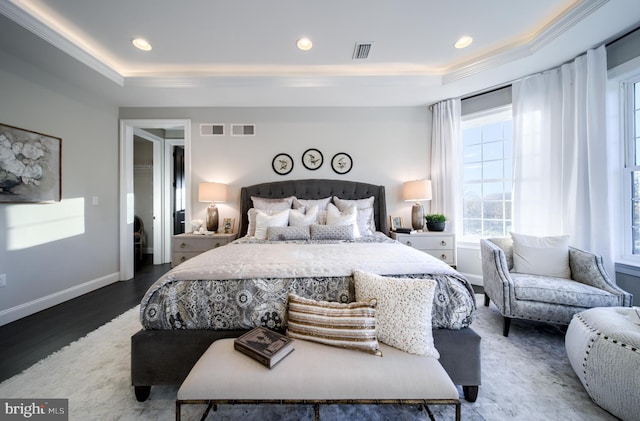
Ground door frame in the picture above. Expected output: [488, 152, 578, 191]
[119, 119, 191, 280]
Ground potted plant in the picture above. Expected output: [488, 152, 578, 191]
[425, 214, 447, 231]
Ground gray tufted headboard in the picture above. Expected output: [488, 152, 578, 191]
[239, 179, 388, 237]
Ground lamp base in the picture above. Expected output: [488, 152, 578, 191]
[411, 203, 424, 231]
[206, 205, 219, 232]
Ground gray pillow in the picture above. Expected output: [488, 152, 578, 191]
[310, 224, 355, 241]
[267, 225, 311, 241]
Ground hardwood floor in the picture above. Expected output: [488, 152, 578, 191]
[0, 257, 170, 382]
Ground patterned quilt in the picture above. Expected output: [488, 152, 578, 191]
[140, 233, 476, 330]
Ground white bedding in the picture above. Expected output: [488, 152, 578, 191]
[167, 236, 459, 281]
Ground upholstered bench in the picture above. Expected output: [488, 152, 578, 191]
[176, 338, 461, 421]
[565, 307, 640, 421]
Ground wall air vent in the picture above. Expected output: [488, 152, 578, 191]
[231, 124, 256, 136]
[200, 123, 224, 136]
[352, 42, 373, 60]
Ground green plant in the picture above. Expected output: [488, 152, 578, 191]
[425, 213, 447, 223]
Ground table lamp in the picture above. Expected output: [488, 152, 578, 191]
[402, 179, 432, 230]
[198, 182, 227, 232]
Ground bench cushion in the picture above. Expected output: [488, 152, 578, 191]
[178, 338, 458, 401]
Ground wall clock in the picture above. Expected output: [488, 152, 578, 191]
[302, 148, 323, 170]
[331, 152, 353, 175]
[272, 153, 293, 175]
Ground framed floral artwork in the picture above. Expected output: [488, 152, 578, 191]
[0, 123, 61, 203]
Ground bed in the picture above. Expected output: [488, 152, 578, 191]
[131, 179, 481, 402]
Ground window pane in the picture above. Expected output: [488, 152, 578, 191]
[483, 160, 504, 180]
[463, 198, 481, 218]
[633, 227, 640, 255]
[463, 163, 482, 181]
[464, 219, 482, 237]
[483, 141, 503, 161]
[484, 220, 505, 237]
[483, 201, 504, 219]
[463, 144, 481, 164]
[482, 122, 503, 142]
[483, 181, 504, 199]
[463, 126, 482, 146]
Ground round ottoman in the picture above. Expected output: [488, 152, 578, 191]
[565, 307, 640, 421]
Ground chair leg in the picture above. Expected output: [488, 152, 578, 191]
[484, 293, 490, 307]
[503, 317, 512, 337]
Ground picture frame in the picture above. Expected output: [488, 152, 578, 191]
[0, 123, 61, 203]
[272, 153, 293, 175]
[331, 152, 352, 175]
[302, 148, 323, 170]
[389, 215, 404, 231]
[223, 217, 236, 234]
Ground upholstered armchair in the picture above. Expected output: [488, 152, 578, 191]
[480, 237, 632, 336]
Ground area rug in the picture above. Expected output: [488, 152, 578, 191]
[0, 296, 618, 420]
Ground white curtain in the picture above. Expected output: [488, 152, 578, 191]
[430, 98, 461, 230]
[512, 45, 611, 267]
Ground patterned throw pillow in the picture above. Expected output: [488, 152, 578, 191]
[267, 225, 311, 241]
[286, 293, 382, 356]
[353, 271, 439, 357]
[310, 224, 355, 241]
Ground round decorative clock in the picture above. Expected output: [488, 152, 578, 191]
[302, 148, 323, 170]
[331, 152, 353, 175]
[272, 153, 293, 175]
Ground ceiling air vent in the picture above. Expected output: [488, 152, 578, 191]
[200, 123, 224, 136]
[231, 124, 256, 136]
[353, 42, 373, 60]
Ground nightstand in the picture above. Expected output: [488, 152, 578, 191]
[171, 232, 237, 267]
[390, 231, 456, 267]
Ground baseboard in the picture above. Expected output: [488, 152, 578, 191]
[0, 272, 119, 326]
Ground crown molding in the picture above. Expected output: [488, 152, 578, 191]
[443, 0, 609, 84]
[0, 0, 124, 86]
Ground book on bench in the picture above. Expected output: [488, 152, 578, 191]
[234, 326, 295, 368]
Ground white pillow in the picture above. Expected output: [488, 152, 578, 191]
[333, 196, 376, 236]
[251, 196, 294, 211]
[354, 271, 439, 357]
[289, 205, 319, 226]
[254, 209, 290, 240]
[293, 197, 332, 211]
[511, 232, 571, 278]
[326, 203, 360, 238]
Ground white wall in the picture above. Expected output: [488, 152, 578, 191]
[119, 107, 433, 230]
[0, 50, 119, 324]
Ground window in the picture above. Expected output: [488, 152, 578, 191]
[625, 79, 640, 256]
[460, 106, 513, 242]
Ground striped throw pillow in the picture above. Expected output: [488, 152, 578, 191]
[286, 293, 382, 356]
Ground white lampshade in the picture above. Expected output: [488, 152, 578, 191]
[402, 179, 432, 202]
[198, 182, 227, 203]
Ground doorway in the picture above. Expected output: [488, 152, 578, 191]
[119, 119, 191, 281]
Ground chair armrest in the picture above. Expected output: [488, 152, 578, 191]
[569, 247, 633, 306]
[480, 239, 515, 314]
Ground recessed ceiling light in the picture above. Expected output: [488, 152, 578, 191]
[454, 36, 473, 49]
[132, 38, 152, 51]
[296, 37, 313, 51]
